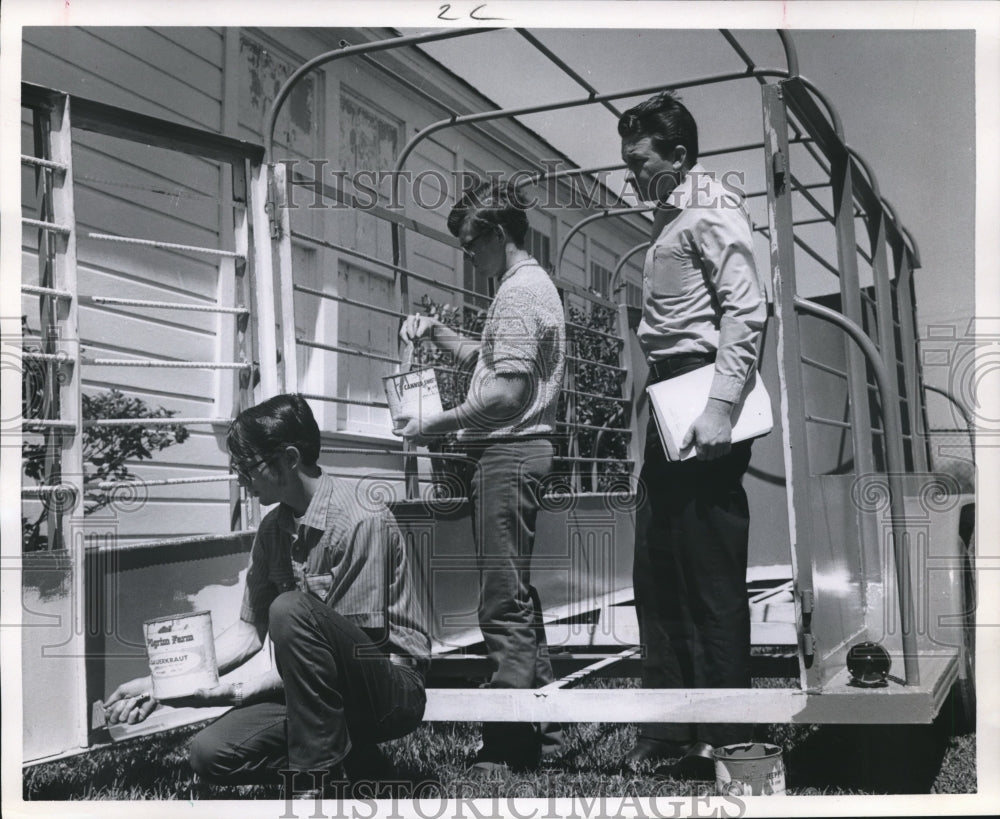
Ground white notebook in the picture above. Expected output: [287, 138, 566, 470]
[646, 364, 774, 461]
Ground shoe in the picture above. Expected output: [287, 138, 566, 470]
[539, 722, 565, 758]
[281, 766, 346, 800]
[467, 743, 540, 777]
[656, 741, 716, 781]
[622, 737, 692, 771]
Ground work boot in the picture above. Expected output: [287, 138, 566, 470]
[655, 741, 716, 781]
[622, 737, 691, 771]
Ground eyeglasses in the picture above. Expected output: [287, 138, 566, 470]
[459, 228, 493, 261]
[230, 455, 272, 485]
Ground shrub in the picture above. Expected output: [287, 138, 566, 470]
[21, 318, 190, 551]
[564, 302, 630, 492]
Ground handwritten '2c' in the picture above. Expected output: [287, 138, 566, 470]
[437, 4, 508, 21]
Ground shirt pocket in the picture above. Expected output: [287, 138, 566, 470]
[649, 243, 703, 299]
[303, 572, 334, 604]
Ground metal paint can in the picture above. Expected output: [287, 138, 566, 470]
[713, 742, 786, 796]
[144, 610, 219, 700]
[382, 367, 444, 429]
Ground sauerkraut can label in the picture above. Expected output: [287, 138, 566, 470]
[144, 610, 219, 700]
[383, 367, 444, 430]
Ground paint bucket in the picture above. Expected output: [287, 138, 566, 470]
[713, 743, 786, 796]
[144, 610, 218, 700]
[383, 367, 444, 430]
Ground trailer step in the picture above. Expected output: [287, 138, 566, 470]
[421, 651, 959, 724]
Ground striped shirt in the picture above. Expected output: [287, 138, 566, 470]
[239, 472, 430, 665]
[458, 258, 566, 441]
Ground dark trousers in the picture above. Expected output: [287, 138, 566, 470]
[468, 438, 562, 762]
[635, 417, 753, 749]
[189, 591, 425, 784]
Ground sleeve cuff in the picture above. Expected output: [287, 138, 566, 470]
[709, 372, 747, 405]
[490, 357, 534, 376]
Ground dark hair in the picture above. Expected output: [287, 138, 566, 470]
[447, 180, 529, 248]
[617, 91, 699, 163]
[227, 393, 321, 467]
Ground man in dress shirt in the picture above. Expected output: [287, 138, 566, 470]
[617, 92, 767, 779]
[104, 394, 430, 795]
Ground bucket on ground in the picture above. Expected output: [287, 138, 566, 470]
[144, 610, 219, 700]
[713, 742, 786, 796]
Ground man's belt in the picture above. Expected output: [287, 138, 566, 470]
[649, 353, 716, 383]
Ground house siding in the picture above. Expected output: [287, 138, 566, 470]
[21, 26, 649, 547]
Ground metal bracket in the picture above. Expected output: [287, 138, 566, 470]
[799, 588, 815, 665]
[264, 200, 278, 240]
[772, 150, 788, 195]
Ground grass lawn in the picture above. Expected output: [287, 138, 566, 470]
[22, 679, 976, 800]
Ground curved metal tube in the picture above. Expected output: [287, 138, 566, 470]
[791, 73, 845, 141]
[777, 30, 800, 77]
[513, 162, 622, 190]
[516, 28, 622, 119]
[792, 295, 919, 686]
[515, 136, 798, 192]
[390, 64, 796, 290]
[845, 145, 881, 200]
[846, 146, 926, 279]
[610, 242, 650, 296]
[880, 198, 900, 227]
[924, 384, 976, 466]
[844, 145, 926, 274]
[898, 224, 922, 267]
[846, 146, 903, 261]
[263, 28, 494, 161]
[719, 30, 833, 139]
[878, 198, 917, 263]
[721, 30, 839, 142]
[556, 207, 654, 274]
[721, 29, 799, 78]
[392, 67, 842, 207]
[393, 67, 788, 183]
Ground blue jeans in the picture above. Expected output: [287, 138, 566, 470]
[468, 438, 562, 762]
[189, 592, 425, 784]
